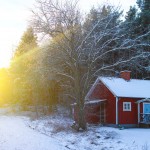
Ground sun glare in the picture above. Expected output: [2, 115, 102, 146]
[0, 51, 11, 68]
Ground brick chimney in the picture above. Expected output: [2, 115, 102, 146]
[120, 71, 131, 81]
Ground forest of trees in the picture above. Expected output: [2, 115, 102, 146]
[0, 0, 149, 129]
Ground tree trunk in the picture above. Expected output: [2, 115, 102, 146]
[74, 62, 87, 130]
[77, 104, 87, 130]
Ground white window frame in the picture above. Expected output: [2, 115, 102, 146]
[123, 102, 131, 111]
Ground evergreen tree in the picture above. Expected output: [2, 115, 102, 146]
[120, 0, 150, 79]
[136, 0, 150, 34]
[83, 5, 112, 33]
[135, 0, 150, 78]
[14, 27, 38, 57]
[124, 6, 138, 39]
[125, 6, 137, 22]
[10, 26, 39, 110]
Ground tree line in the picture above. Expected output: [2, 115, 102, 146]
[0, 0, 149, 129]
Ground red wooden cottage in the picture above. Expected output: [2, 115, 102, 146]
[73, 71, 150, 127]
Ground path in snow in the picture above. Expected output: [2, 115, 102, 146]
[0, 116, 67, 150]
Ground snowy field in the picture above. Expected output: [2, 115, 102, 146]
[0, 109, 150, 150]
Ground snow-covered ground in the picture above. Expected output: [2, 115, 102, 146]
[0, 111, 150, 150]
[29, 115, 150, 150]
[0, 116, 68, 150]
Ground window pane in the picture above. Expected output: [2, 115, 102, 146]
[123, 102, 131, 111]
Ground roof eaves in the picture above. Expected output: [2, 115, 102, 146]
[136, 98, 150, 103]
[85, 78, 100, 100]
[117, 95, 149, 99]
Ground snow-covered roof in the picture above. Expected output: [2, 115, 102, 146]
[136, 98, 150, 103]
[85, 99, 106, 104]
[72, 99, 106, 106]
[99, 77, 150, 98]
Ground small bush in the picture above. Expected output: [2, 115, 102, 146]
[52, 124, 71, 133]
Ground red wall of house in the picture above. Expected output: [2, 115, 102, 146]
[89, 81, 116, 124]
[118, 98, 138, 124]
[85, 104, 101, 124]
[140, 103, 143, 113]
[73, 104, 101, 124]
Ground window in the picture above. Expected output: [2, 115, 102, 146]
[143, 103, 150, 114]
[123, 102, 131, 111]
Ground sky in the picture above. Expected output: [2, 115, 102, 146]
[0, 0, 136, 68]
